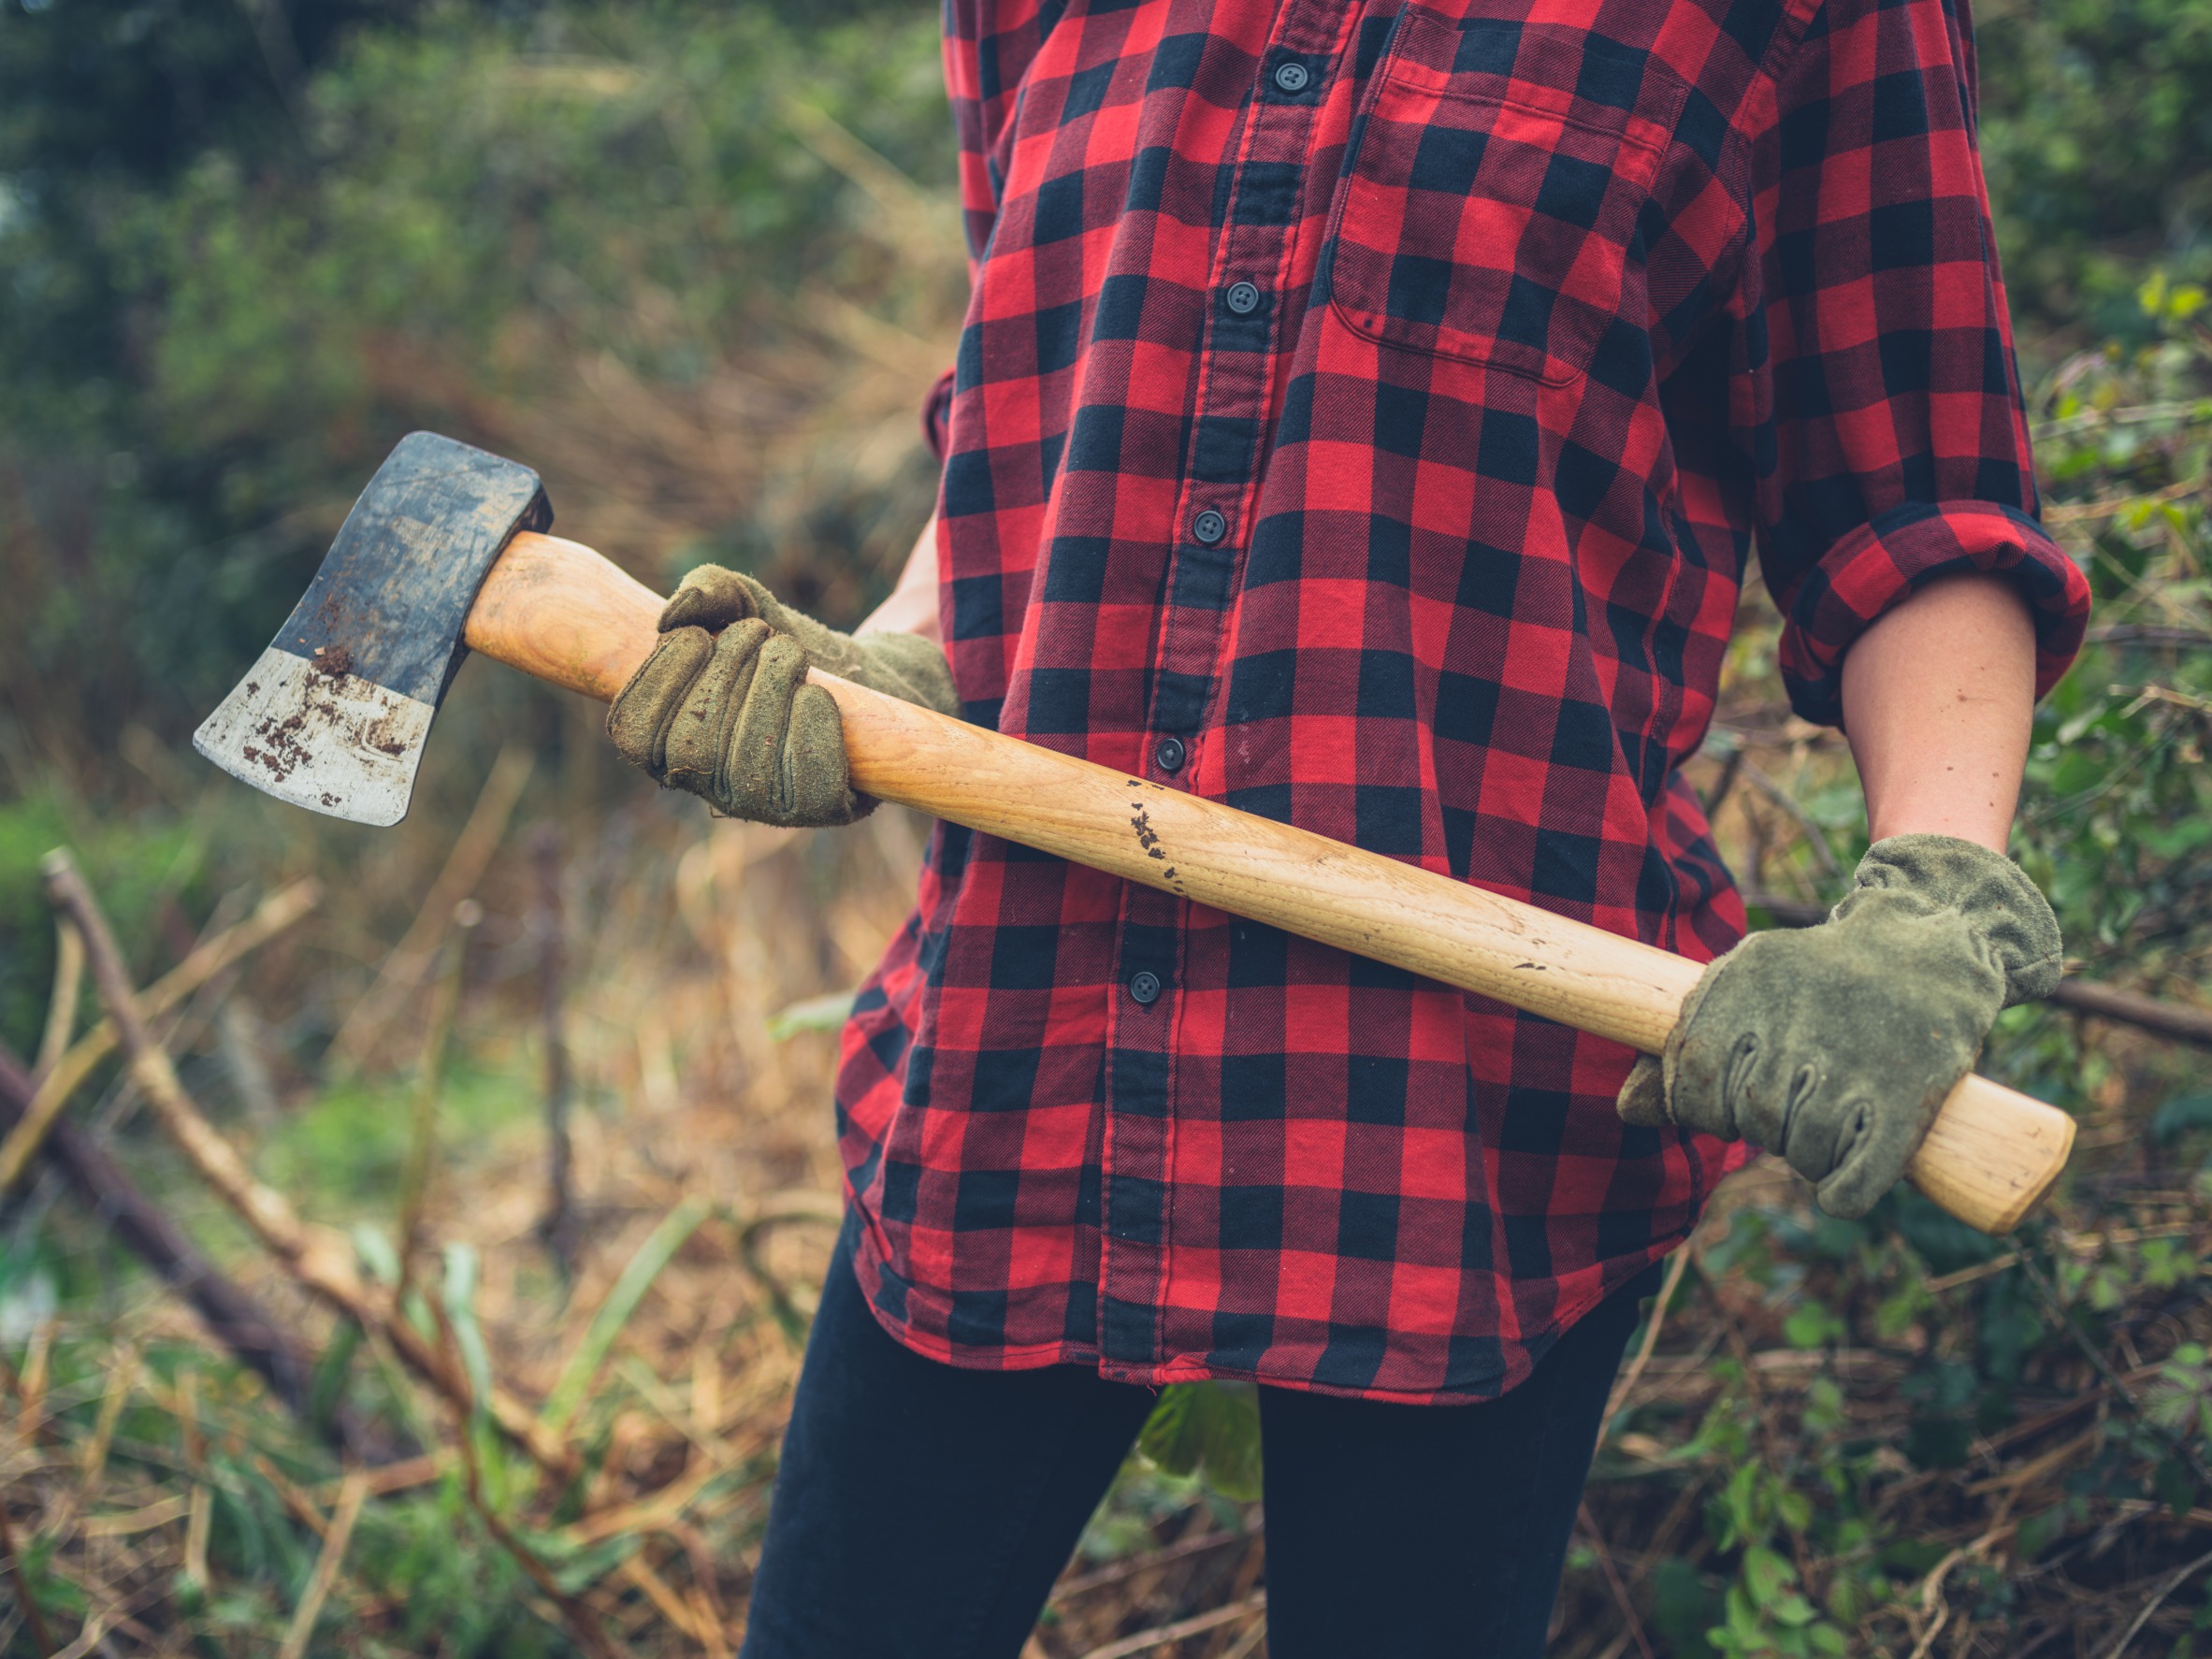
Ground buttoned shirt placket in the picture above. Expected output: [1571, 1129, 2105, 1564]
[1095, 0, 1362, 1379]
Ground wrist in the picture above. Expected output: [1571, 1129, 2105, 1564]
[858, 584, 941, 642]
[1864, 813, 2012, 855]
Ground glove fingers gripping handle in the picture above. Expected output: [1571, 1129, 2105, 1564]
[658, 565, 759, 634]
[725, 634, 868, 827]
[666, 621, 771, 799]
[607, 626, 716, 775]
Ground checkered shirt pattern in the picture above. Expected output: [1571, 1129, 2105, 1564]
[835, 0, 2091, 1403]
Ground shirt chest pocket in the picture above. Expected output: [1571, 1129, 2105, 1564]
[1327, 14, 1673, 388]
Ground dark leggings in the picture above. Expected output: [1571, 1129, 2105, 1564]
[741, 1220, 1655, 1659]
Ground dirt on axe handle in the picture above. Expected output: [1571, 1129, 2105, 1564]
[195, 434, 2076, 1235]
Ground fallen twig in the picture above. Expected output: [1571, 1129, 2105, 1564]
[253, 1452, 333, 1539]
[276, 1468, 368, 1659]
[314, 1452, 445, 1503]
[0, 1489, 56, 1658]
[736, 1190, 846, 1343]
[80, 1347, 136, 1493]
[0, 1039, 323, 1429]
[1700, 741, 1747, 820]
[2099, 1544, 2212, 1658]
[0, 875, 321, 1192]
[41, 848, 571, 1477]
[2044, 476, 2209, 525]
[7, 891, 260, 1249]
[1578, 1502, 1656, 1659]
[533, 824, 579, 1271]
[34, 916, 84, 1079]
[564, 1457, 726, 1548]
[1050, 1531, 1244, 1603]
[1599, 1246, 1693, 1445]
[1078, 1591, 1267, 1659]
[2086, 624, 2212, 651]
[619, 1553, 726, 1653]
[2047, 977, 2212, 1049]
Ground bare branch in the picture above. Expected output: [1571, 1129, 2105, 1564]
[40, 848, 573, 1478]
[0, 877, 321, 1193]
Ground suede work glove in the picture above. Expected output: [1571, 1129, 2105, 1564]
[1617, 834, 2061, 1219]
[608, 565, 959, 828]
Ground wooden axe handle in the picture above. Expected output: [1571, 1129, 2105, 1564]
[468, 531, 2074, 1234]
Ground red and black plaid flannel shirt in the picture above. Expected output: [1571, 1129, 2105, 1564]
[835, 0, 2091, 1403]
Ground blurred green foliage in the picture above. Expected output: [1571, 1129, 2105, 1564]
[255, 1061, 539, 1208]
[0, 787, 203, 1056]
[2, 3, 2211, 1654]
[1, 0, 953, 743]
[1976, 0, 2212, 333]
[1135, 1377, 1264, 1504]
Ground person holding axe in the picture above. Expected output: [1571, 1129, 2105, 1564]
[605, 0, 2091, 1652]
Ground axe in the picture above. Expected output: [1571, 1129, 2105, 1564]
[196, 433, 2075, 1234]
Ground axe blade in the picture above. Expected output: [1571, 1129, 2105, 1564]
[193, 433, 551, 826]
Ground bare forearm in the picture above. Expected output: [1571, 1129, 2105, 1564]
[1839, 574, 2037, 854]
[860, 515, 942, 644]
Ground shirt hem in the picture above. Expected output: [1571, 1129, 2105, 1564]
[845, 1215, 1704, 1406]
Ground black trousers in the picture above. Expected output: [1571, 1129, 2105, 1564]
[740, 1219, 1655, 1658]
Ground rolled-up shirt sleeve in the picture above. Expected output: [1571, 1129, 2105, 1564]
[1746, 0, 2090, 726]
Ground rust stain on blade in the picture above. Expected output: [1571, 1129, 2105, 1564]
[193, 647, 437, 827]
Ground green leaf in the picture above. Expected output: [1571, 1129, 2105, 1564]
[1743, 1545, 1796, 1607]
[352, 1222, 402, 1287]
[2015, 1505, 2068, 1560]
[2151, 1091, 2212, 1146]
[307, 1319, 360, 1433]
[441, 1242, 494, 1416]
[1878, 1538, 1952, 1578]
[1776, 1487, 1813, 1533]
[1651, 1557, 1723, 1659]
[1771, 1592, 1817, 1627]
[1783, 1300, 1842, 1349]
[1905, 1415, 1974, 1470]
[2154, 1453, 2200, 1515]
[524, 1526, 643, 1596]
[541, 1196, 713, 1435]
[1135, 1381, 1262, 1502]
[768, 990, 860, 1040]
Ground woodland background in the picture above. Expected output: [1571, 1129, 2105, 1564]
[0, 1, 2209, 1654]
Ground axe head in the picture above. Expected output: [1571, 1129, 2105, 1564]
[194, 432, 552, 826]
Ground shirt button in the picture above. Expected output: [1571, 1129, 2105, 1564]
[1154, 736, 1186, 773]
[1192, 509, 1228, 545]
[1128, 971, 1164, 1006]
[1224, 281, 1261, 315]
[1273, 60, 1310, 94]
